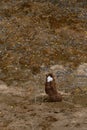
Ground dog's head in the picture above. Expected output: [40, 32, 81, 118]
[46, 73, 54, 82]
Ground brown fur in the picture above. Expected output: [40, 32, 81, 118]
[45, 73, 62, 102]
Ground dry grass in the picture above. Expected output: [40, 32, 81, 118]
[0, 0, 87, 84]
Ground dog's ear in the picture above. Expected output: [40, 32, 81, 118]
[46, 73, 54, 78]
[49, 73, 53, 78]
[46, 74, 48, 80]
[46, 74, 48, 77]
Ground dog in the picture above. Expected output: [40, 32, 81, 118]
[45, 73, 62, 102]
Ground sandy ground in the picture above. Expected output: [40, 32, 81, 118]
[0, 81, 87, 130]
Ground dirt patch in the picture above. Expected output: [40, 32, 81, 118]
[0, 85, 87, 130]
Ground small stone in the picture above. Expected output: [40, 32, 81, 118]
[11, 106, 14, 109]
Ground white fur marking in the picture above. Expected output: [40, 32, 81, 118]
[47, 76, 53, 82]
